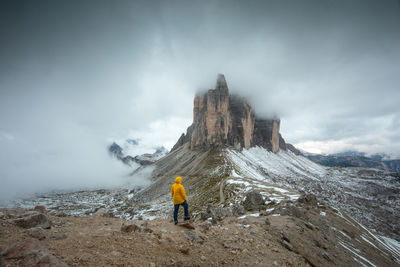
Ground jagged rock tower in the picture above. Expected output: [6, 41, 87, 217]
[172, 74, 287, 152]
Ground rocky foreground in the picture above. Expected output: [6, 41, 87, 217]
[1, 194, 399, 267]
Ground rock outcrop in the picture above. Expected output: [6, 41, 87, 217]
[172, 74, 287, 152]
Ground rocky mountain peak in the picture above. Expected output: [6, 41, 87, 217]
[172, 74, 287, 152]
[215, 73, 228, 92]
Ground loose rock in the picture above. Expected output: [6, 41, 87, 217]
[232, 204, 245, 216]
[26, 227, 47, 240]
[304, 221, 315, 230]
[298, 194, 318, 206]
[281, 231, 290, 243]
[243, 191, 265, 211]
[179, 246, 190, 255]
[12, 211, 51, 229]
[1, 239, 67, 266]
[121, 220, 151, 233]
[93, 208, 111, 217]
[282, 240, 294, 252]
[34, 205, 47, 214]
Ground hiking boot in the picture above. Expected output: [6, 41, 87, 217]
[174, 221, 178, 225]
[184, 216, 191, 221]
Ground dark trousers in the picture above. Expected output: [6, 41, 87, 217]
[174, 200, 189, 223]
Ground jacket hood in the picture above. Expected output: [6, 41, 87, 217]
[175, 176, 182, 184]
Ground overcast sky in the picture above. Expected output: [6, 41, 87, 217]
[1, 0, 400, 200]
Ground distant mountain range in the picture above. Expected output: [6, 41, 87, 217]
[304, 151, 400, 174]
[108, 139, 168, 168]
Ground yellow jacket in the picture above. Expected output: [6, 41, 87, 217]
[171, 176, 187, 205]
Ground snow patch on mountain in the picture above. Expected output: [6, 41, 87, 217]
[226, 146, 400, 243]
[226, 147, 326, 182]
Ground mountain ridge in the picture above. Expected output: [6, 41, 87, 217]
[305, 151, 400, 174]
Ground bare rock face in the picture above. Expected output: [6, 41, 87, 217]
[172, 74, 287, 152]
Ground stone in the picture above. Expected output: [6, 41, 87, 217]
[282, 240, 294, 251]
[111, 251, 120, 256]
[50, 232, 67, 240]
[265, 218, 271, 226]
[243, 191, 265, 211]
[1, 239, 67, 266]
[26, 227, 47, 240]
[34, 205, 47, 214]
[93, 208, 111, 217]
[281, 231, 290, 243]
[322, 251, 331, 261]
[200, 212, 210, 221]
[304, 221, 315, 230]
[298, 194, 318, 206]
[184, 231, 197, 241]
[184, 231, 204, 244]
[55, 212, 68, 217]
[121, 220, 151, 233]
[342, 229, 355, 239]
[121, 220, 142, 233]
[201, 206, 232, 222]
[12, 211, 51, 229]
[178, 222, 195, 230]
[171, 74, 287, 152]
[232, 204, 245, 216]
[179, 246, 190, 255]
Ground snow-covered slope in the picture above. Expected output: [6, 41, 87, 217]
[225, 147, 400, 242]
[227, 146, 326, 181]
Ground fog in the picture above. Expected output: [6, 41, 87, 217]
[1, 0, 400, 200]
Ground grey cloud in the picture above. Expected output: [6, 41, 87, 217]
[1, 0, 400, 199]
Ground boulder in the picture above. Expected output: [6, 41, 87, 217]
[200, 212, 211, 221]
[25, 227, 47, 240]
[243, 191, 265, 211]
[12, 211, 51, 229]
[34, 205, 47, 214]
[93, 208, 111, 217]
[232, 204, 245, 216]
[121, 220, 152, 233]
[298, 194, 318, 206]
[200, 205, 232, 222]
[1, 239, 67, 266]
[210, 206, 231, 221]
[50, 232, 67, 240]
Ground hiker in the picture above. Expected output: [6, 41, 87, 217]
[171, 176, 190, 224]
